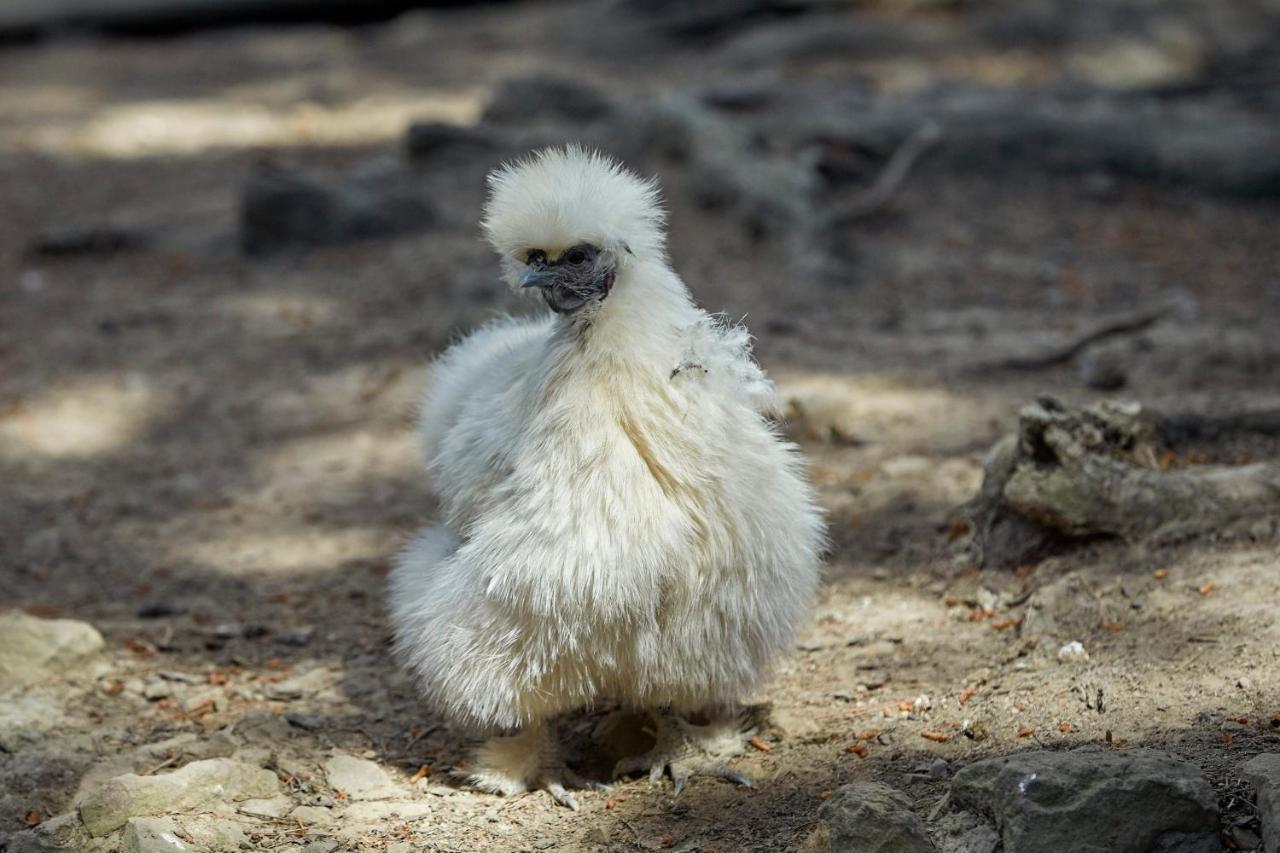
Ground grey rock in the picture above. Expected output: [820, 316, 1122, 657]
[232, 709, 291, 744]
[406, 122, 503, 160]
[482, 74, 613, 125]
[122, 817, 186, 852]
[1242, 754, 1280, 853]
[0, 612, 104, 689]
[237, 795, 293, 818]
[932, 810, 999, 853]
[0, 695, 68, 752]
[950, 749, 1219, 853]
[322, 754, 399, 801]
[1077, 348, 1128, 391]
[78, 758, 280, 836]
[239, 159, 435, 255]
[3, 812, 93, 853]
[303, 842, 340, 853]
[30, 223, 148, 258]
[800, 782, 936, 852]
[290, 805, 334, 826]
[142, 679, 173, 700]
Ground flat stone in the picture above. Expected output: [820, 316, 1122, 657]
[290, 805, 334, 826]
[799, 782, 936, 852]
[950, 749, 1219, 853]
[322, 754, 399, 801]
[78, 758, 280, 836]
[122, 817, 187, 852]
[1242, 753, 1280, 853]
[237, 795, 293, 818]
[0, 612, 104, 689]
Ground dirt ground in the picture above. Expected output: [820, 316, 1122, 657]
[2, 1, 1279, 850]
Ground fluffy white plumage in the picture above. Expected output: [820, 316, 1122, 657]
[389, 146, 823, 798]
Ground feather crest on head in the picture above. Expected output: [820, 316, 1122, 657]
[482, 146, 666, 273]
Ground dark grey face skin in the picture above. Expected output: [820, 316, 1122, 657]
[519, 243, 615, 316]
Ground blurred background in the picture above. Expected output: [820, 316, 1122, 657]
[2, 1, 1279, 851]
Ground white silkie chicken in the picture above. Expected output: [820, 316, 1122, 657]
[389, 146, 823, 808]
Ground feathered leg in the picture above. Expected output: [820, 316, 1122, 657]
[466, 721, 601, 810]
[612, 707, 755, 795]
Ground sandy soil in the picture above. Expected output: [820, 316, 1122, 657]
[2, 1, 1279, 850]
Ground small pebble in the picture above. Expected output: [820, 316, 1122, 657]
[1057, 641, 1089, 663]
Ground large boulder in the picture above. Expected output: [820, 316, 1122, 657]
[0, 611, 104, 690]
[799, 781, 936, 852]
[950, 749, 1219, 853]
[78, 758, 280, 837]
[1243, 754, 1280, 853]
[239, 159, 436, 255]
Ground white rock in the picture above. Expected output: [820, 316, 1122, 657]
[238, 795, 293, 818]
[322, 754, 399, 801]
[1057, 641, 1089, 663]
[290, 805, 334, 826]
[0, 612, 104, 689]
[123, 817, 188, 852]
[78, 758, 280, 836]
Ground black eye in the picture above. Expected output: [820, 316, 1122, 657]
[526, 249, 546, 265]
[565, 247, 591, 265]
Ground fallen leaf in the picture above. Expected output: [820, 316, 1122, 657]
[1226, 716, 1248, 725]
[1059, 722, 1072, 733]
[958, 688, 978, 706]
[409, 764, 431, 784]
[23, 811, 41, 826]
[1221, 733, 1233, 745]
[921, 731, 950, 743]
[749, 737, 771, 752]
[1016, 726, 1036, 738]
[1098, 620, 1124, 631]
[819, 790, 833, 799]
[1198, 581, 1215, 597]
[854, 729, 880, 741]
[845, 743, 868, 758]
[967, 608, 994, 622]
[991, 618, 1021, 631]
[1153, 569, 1168, 581]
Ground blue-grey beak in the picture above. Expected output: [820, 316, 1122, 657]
[520, 267, 556, 289]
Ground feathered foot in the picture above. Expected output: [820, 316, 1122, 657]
[612, 708, 755, 795]
[465, 723, 604, 810]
